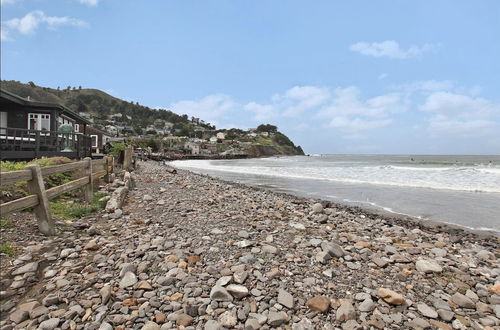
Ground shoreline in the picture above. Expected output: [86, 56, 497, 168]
[2, 160, 499, 329]
[165, 160, 500, 240]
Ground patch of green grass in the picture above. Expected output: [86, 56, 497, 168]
[0, 243, 15, 256]
[50, 192, 108, 220]
[0, 219, 13, 228]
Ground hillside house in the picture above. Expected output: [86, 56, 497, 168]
[209, 136, 218, 144]
[87, 126, 112, 154]
[184, 142, 200, 155]
[216, 132, 226, 140]
[0, 89, 92, 160]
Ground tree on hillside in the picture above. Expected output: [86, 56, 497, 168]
[256, 124, 278, 133]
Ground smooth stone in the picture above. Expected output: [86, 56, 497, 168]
[210, 285, 234, 302]
[226, 284, 249, 299]
[218, 311, 238, 328]
[450, 292, 475, 309]
[358, 298, 376, 312]
[415, 259, 442, 273]
[306, 296, 330, 313]
[312, 203, 324, 213]
[278, 289, 294, 309]
[119, 271, 138, 288]
[11, 262, 38, 275]
[378, 288, 405, 305]
[204, 320, 222, 330]
[417, 303, 438, 318]
[336, 301, 356, 321]
[267, 311, 288, 327]
[39, 318, 60, 330]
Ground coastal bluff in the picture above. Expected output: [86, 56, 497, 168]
[1, 161, 498, 329]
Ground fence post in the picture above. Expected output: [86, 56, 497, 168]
[84, 157, 93, 203]
[26, 164, 54, 236]
[104, 156, 110, 183]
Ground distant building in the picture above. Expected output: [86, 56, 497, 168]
[105, 125, 118, 136]
[209, 136, 218, 143]
[87, 127, 112, 154]
[216, 132, 226, 140]
[184, 142, 200, 155]
[248, 132, 257, 137]
[260, 132, 269, 137]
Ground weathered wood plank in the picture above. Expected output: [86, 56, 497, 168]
[0, 170, 32, 186]
[92, 158, 107, 166]
[46, 177, 89, 200]
[92, 170, 107, 181]
[0, 194, 38, 215]
[26, 164, 54, 236]
[40, 161, 87, 176]
[83, 157, 93, 203]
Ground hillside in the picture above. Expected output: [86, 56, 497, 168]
[0, 80, 209, 131]
[0, 80, 304, 156]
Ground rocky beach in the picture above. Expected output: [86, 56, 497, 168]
[1, 160, 499, 330]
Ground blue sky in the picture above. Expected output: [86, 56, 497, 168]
[1, 0, 499, 154]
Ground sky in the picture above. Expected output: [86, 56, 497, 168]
[1, 0, 500, 154]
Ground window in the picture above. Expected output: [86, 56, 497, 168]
[74, 124, 79, 133]
[28, 113, 50, 132]
[0, 112, 7, 134]
[91, 135, 98, 148]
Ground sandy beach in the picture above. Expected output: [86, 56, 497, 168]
[1, 160, 499, 329]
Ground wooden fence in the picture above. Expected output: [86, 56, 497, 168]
[0, 156, 114, 235]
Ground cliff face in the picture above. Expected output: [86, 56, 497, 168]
[245, 144, 304, 157]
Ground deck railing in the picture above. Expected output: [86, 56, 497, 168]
[0, 127, 92, 160]
[0, 156, 114, 235]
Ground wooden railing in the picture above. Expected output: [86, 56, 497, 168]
[0, 127, 92, 160]
[0, 156, 114, 235]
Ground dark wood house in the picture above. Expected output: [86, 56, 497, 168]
[0, 88, 93, 160]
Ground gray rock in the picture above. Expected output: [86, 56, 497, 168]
[358, 298, 376, 312]
[11, 262, 38, 275]
[99, 322, 113, 330]
[218, 311, 238, 328]
[336, 301, 356, 321]
[39, 318, 60, 330]
[267, 311, 288, 327]
[210, 285, 233, 302]
[119, 271, 138, 288]
[245, 318, 261, 330]
[100, 285, 112, 304]
[437, 309, 454, 321]
[204, 320, 221, 330]
[321, 242, 345, 257]
[42, 294, 60, 306]
[415, 259, 442, 273]
[417, 303, 438, 318]
[226, 284, 249, 299]
[262, 245, 278, 254]
[451, 292, 475, 309]
[312, 203, 323, 213]
[142, 321, 160, 330]
[292, 318, 314, 330]
[9, 309, 29, 324]
[278, 289, 294, 309]
[316, 251, 332, 264]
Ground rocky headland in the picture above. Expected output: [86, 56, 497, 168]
[0, 160, 499, 330]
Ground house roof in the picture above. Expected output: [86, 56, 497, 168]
[0, 88, 92, 125]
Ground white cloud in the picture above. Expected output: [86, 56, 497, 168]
[350, 40, 435, 59]
[281, 86, 330, 117]
[393, 80, 456, 93]
[1, 10, 87, 40]
[79, 0, 99, 6]
[1, 29, 10, 41]
[329, 117, 392, 131]
[428, 119, 497, 137]
[1, 0, 19, 5]
[420, 92, 500, 118]
[378, 73, 388, 80]
[419, 91, 500, 137]
[243, 102, 276, 121]
[170, 94, 239, 127]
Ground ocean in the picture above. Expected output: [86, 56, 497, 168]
[170, 155, 500, 232]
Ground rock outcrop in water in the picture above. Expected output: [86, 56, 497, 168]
[0, 161, 498, 329]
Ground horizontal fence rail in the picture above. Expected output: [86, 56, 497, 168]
[0, 156, 114, 235]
